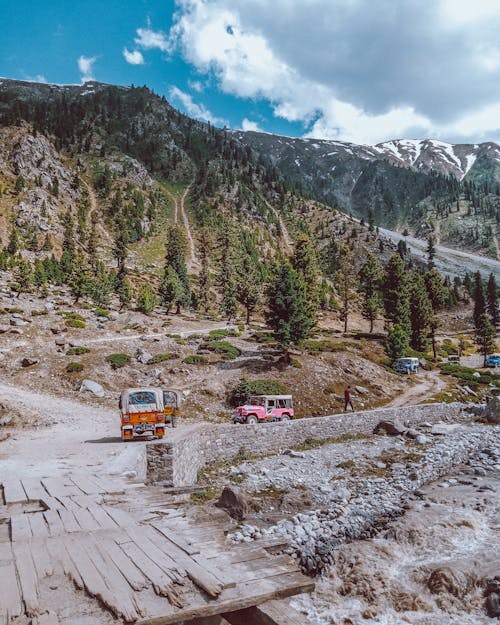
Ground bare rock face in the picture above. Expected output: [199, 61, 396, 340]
[373, 420, 406, 436]
[215, 485, 249, 521]
[483, 397, 500, 424]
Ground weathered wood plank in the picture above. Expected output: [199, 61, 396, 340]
[152, 522, 200, 555]
[136, 571, 315, 625]
[97, 536, 149, 591]
[31, 539, 55, 579]
[55, 496, 81, 512]
[21, 478, 62, 510]
[11, 513, 33, 541]
[0, 543, 23, 618]
[64, 536, 135, 621]
[12, 542, 39, 616]
[81, 535, 142, 622]
[73, 507, 101, 531]
[87, 505, 119, 530]
[89, 475, 125, 495]
[69, 475, 103, 496]
[41, 478, 76, 499]
[223, 599, 304, 625]
[149, 525, 223, 596]
[58, 508, 81, 533]
[127, 527, 185, 582]
[43, 509, 65, 536]
[2, 477, 28, 504]
[28, 512, 50, 539]
[46, 537, 83, 588]
[70, 494, 103, 509]
[103, 505, 136, 528]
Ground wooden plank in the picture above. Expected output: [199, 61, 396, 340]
[97, 536, 149, 591]
[103, 505, 136, 528]
[153, 522, 200, 555]
[32, 612, 60, 625]
[28, 513, 50, 539]
[70, 494, 103, 509]
[89, 475, 125, 495]
[69, 475, 102, 496]
[223, 599, 304, 625]
[125, 528, 185, 584]
[12, 542, 39, 616]
[149, 525, 223, 597]
[55, 496, 81, 512]
[136, 571, 315, 625]
[43, 509, 65, 536]
[64, 536, 136, 621]
[0, 543, 23, 618]
[46, 537, 83, 588]
[80, 536, 142, 622]
[11, 513, 33, 541]
[229, 556, 294, 584]
[72, 507, 101, 531]
[58, 508, 81, 533]
[21, 478, 62, 511]
[41, 478, 76, 499]
[87, 505, 119, 530]
[2, 477, 28, 504]
[31, 540, 55, 579]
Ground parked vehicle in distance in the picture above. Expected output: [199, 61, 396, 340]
[485, 353, 500, 368]
[393, 357, 419, 374]
[162, 389, 182, 428]
[447, 354, 460, 364]
[232, 395, 294, 424]
[119, 387, 165, 441]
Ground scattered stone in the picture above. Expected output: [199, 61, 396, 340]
[415, 434, 430, 445]
[354, 385, 368, 395]
[50, 327, 62, 334]
[374, 420, 406, 436]
[405, 428, 419, 439]
[79, 379, 105, 398]
[135, 348, 152, 364]
[215, 485, 249, 521]
[121, 470, 137, 479]
[55, 337, 66, 347]
[483, 397, 500, 424]
[0, 325, 10, 334]
[21, 357, 39, 367]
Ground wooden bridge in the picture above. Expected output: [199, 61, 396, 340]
[0, 474, 314, 625]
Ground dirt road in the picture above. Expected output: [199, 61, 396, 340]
[386, 369, 445, 407]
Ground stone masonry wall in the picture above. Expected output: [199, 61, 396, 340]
[146, 403, 471, 486]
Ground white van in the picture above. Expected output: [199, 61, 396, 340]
[393, 357, 419, 374]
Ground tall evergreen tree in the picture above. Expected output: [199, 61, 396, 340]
[359, 254, 383, 333]
[409, 273, 433, 352]
[267, 261, 314, 348]
[160, 266, 184, 314]
[237, 253, 261, 324]
[425, 269, 449, 311]
[68, 255, 91, 303]
[291, 234, 320, 316]
[216, 219, 239, 319]
[487, 273, 498, 327]
[112, 216, 128, 276]
[196, 228, 213, 314]
[12, 259, 33, 297]
[472, 271, 486, 329]
[336, 244, 357, 333]
[385, 323, 410, 361]
[163, 224, 190, 312]
[383, 254, 411, 334]
[475, 312, 496, 367]
[427, 234, 436, 269]
[7, 224, 22, 255]
[60, 211, 75, 276]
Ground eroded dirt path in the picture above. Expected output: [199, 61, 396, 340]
[387, 369, 445, 407]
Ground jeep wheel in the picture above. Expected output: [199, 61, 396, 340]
[246, 414, 258, 425]
[280, 414, 291, 421]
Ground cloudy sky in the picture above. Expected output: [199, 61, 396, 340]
[2, 0, 500, 145]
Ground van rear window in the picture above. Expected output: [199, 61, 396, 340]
[129, 391, 155, 404]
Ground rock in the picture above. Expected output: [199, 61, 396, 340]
[374, 420, 406, 436]
[108, 311, 119, 321]
[427, 566, 470, 597]
[135, 349, 152, 364]
[472, 371, 481, 378]
[215, 485, 249, 521]
[0, 415, 13, 426]
[0, 325, 10, 334]
[148, 368, 162, 379]
[21, 357, 39, 367]
[406, 428, 419, 439]
[483, 397, 500, 424]
[354, 385, 368, 395]
[121, 470, 137, 479]
[415, 434, 430, 444]
[50, 327, 62, 334]
[462, 385, 478, 398]
[55, 337, 66, 346]
[486, 593, 500, 618]
[79, 379, 105, 398]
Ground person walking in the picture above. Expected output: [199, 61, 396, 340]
[344, 385, 354, 412]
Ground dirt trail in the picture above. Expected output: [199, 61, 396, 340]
[81, 178, 113, 245]
[387, 369, 445, 407]
[264, 198, 293, 252]
[178, 182, 199, 271]
[0, 381, 203, 481]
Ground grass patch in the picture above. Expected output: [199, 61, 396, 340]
[302, 339, 351, 353]
[66, 318, 86, 329]
[183, 354, 207, 365]
[148, 353, 177, 364]
[66, 346, 91, 356]
[30, 309, 48, 316]
[208, 328, 239, 339]
[106, 353, 131, 369]
[249, 331, 276, 344]
[94, 308, 109, 317]
[336, 459, 355, 469]
[66, 362, 84, 373]
[293, 432, 369, 452]
[57, 311, 85, 320]
[204, 340, 240, 360]
[197, 447, 254, 483]
[190, 488, 218, 504]
[439, 363, 500, 387]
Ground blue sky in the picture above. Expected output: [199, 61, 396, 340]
[2, 0, 500, 145]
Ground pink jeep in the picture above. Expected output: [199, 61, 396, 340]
[232, 395, 294, 424]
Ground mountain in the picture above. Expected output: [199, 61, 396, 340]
[231, 132, 500, 257]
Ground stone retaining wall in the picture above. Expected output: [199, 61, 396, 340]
[146, 403, 471, 486]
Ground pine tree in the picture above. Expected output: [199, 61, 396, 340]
[292, 234, 320, 316]
[160, 266, 184, 314]
[60, 211, 75, 276]
[216, 220, 238, 319]
[359, 254, 383, 333]
[137, 283, 158, 315]
[409, 273, 433, 352]
[267, 261, 314, 348]
[383, 254, 411, 334]
[88, 262, 113, 307]
[475, 312, 496, 367]
[112, 216, 128, 276]
[163, 224, 190, 313]
[424, 269, 449, 311]
[472, 271, 486, 329]
[7, 224, 22, 255]
[117, 276, 133, 310]
[336, 245, 357, 333]
[237, 253, 261, 324]
[68, 255, 91, 303]
[487, 273, 498, 327]
[33, 259, 48, 288]
[385, 323, 410, 361]
[197, 228, 213, 314]
[426, 234, 436, 269]
[12, 259, 33, 297]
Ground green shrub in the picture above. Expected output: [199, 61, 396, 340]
[95, 308, 109, 317]
[230, 378, 288, 406]
[30, 309, 48, 316]
[208, 328, 239, 339]
[148, 353, 177, 364]
[439, 363, 500, 386]
[106, 353, 131, 369]
[183, 354, 207, 365]
[66, 362, 84, 373]
[66, 318, 86, 329]
[205, 340, 240, 360]
[66, 346, 91, 356]
[6, 307, 24, 314]
[57, 311, 85, 321]
[250, 331, 276, 344]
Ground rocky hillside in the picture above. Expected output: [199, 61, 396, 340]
[232, 131, 500, 257]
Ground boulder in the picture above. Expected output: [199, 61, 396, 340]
[215, 485, 249, 521]
[374, 420, 406, 436]
[79, 379, 105, 398]
[21, 357, 39, 367]
[354, 385, 368, 395]
[483, 397, 500, 424]
[55, 337, 66, 347]
[135, 348, 152, 364]
[0, 325, 10, 334]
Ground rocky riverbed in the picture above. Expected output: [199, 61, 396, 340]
[224, 420, 500, 623]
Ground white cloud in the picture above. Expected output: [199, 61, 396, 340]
[169, 86, 227, 126]
[241, 118, 262, 132]
[123, 48, 144, 65]
[188, 80, 203, 93]
[77, 55, 96, 83]
[166, 0, 500, 143]
[135, 27, 170, 52]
